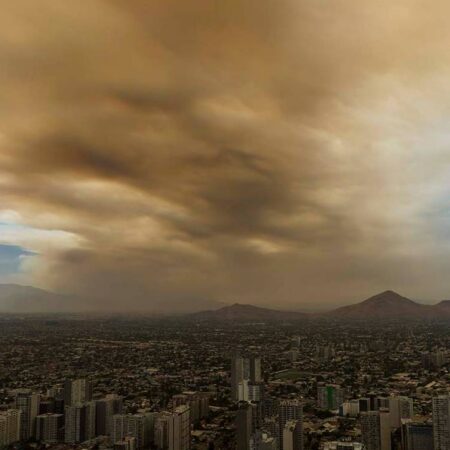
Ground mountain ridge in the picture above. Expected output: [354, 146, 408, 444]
[327, 290, 432, 319]
[2, 284, 450, 319]
[0, 283, 78, 313]
[190, 302, 308, 321]
[189, 290, 450, 321]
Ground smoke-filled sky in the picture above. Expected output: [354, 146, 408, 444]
[1, 1, 450, 311]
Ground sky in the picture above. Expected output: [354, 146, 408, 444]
[1, 1, 450, 312]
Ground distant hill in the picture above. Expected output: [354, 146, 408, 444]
[190, 303, 308, 321]
[435, 300, 450, 312]
[0, 284, 76, 313]
[320, 290, 450, 319]
[190, 290, 450, 321]
[326, 290, 434, 319]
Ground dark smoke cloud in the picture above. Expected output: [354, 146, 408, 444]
[1, 0, 450, 310]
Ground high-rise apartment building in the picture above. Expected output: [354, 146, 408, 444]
[65, 401, 96, 444]
[232, 355, 262, 402]
[340, 400, 359, 417]
[282, 419, 303, 450]
[155, 413, 171, 450]
[401, 420, 433, 450]
[96, 394, 123, 436]
[168, 405, 190, 450]
[113, 413, 153, 450]
[361, 411, 381, 450]
[0, 409, 21, 446]
[317, 384, 344, 411]
[279, 399, 302, 450]
[379, 408, 391, 450]
[15, 389, 39, 440]
[360, 409, 390, 450]
[237, 402, 253, 450]
[64, 379, 93, 407]
[388, 396, 413, 429]
[239, 380, 250, 402]
[249, 382, 265, 403]
[250, 358, 262, 383]
[171, 392, 209, 423]
[433, 395, 450, 450]
[232, 355, 245, 402]
[36, 413, 64, 443]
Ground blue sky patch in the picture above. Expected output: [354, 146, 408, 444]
[0, 244, 37, 276]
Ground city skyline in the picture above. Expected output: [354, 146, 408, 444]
[1, 316, 449, 450]
[2, 1, 450, 311]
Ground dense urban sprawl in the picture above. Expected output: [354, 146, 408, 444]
[0, 316, 449, 450]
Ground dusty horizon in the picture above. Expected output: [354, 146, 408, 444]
[2, 1, 450, 311]
[0, 284, 449, 315]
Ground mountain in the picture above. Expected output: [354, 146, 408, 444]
[435, 300, 450, 314]
[190, 290, 450, 321]
[0, 284, 77, 313]
[326, 290, 441, 319]
[190, 303, 308, 321]
[3, 284, 450, 319]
